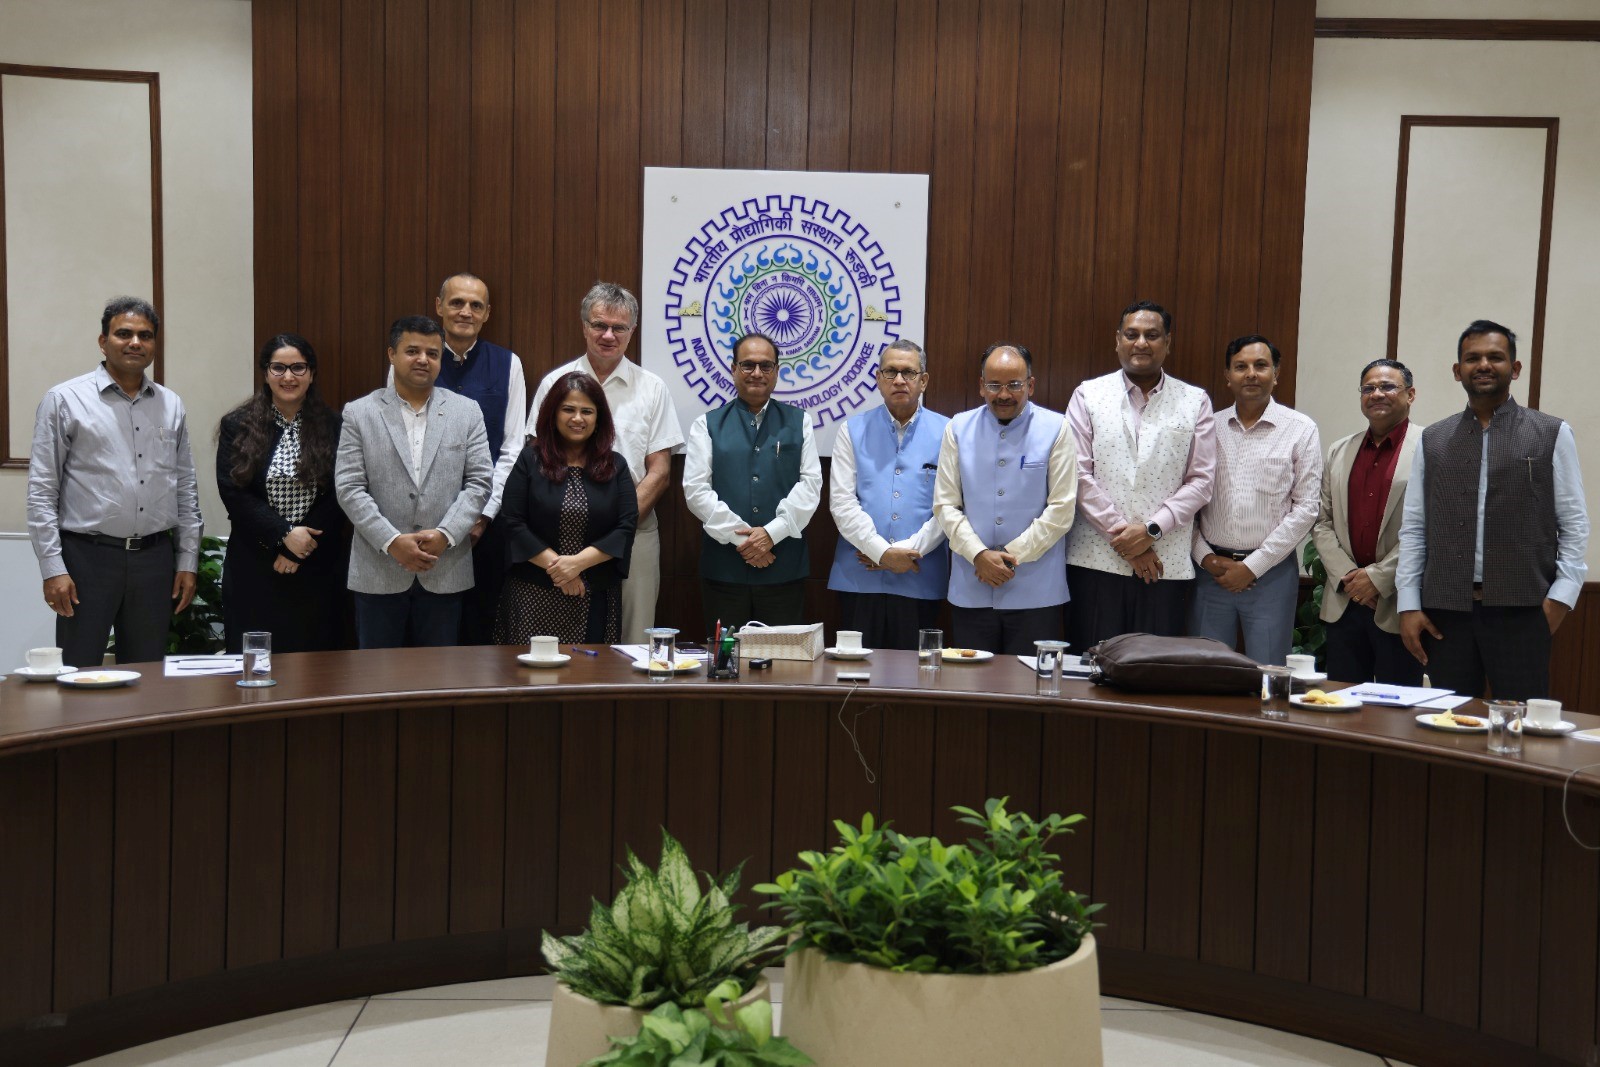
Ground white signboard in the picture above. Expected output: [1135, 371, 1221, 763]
[642, 167, 929, 455]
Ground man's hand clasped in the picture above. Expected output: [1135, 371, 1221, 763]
[974, 549, 1018, 587]
[388, 531, 441, 573]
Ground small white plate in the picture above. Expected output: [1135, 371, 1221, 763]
[1416, 711, 1488, 733]
[518, 653, 571, 668]
[1290, 692, 1362, 712]
[14, 664, 77, 681]
[941, 648, 994, 663]
[57, 670, 141, 689]
[1523, 720, 1577, 737]
[825, 647, 873, 660]
[631, 658, 702, 674]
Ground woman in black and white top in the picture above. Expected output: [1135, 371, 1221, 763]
[216, 333, 346, 652]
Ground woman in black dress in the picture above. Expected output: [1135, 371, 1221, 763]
[216, 333, 346, 652]
[496, 371, 637, 645]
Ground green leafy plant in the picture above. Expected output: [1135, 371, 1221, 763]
[168, 535, 227, 654]
[583, 978, 812, 1066]
[542, 830, 787, 1010]
[1291, 539, 1327, 669]
[755, 797, 1103, 975]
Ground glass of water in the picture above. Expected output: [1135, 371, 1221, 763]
[644, 627, 678, 683]
[918, 628, 943, 672]
[1260, 665, 1291, 719]
[1034, 640, 1069, 697]
[238, 631, 275, 688]
[1485, 700, 1525, 756]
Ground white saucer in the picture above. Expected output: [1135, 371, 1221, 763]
[1290, 692, 1361, 712]
[1415, 711, 1487, 733]
[825, 647, 873, 660]
[14, 664, 77, 681]
[57, 669, 140, 689]
[941, 648, 994, 663]
[518, 652, 571, 668]
[1523, 720, 1577, 737]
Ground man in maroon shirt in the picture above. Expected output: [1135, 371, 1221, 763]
[1311, 359, 1425, 684]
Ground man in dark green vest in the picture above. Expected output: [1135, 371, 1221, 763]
[684, 332, 822, 635]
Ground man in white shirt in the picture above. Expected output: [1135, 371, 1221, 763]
[826, 339, 950, 650]
[530, 282, 685, 643]
[1190, 335, 1322, 666]
[684, 332, 822, 636]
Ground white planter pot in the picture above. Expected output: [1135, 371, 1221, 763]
[545, 976, 772, 1067]
[780, 935, 1102, 1067]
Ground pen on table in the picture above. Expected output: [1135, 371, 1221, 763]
[569, 646, 598, 657]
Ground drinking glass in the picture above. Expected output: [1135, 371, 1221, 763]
[645, 627, 678, 683]
[238, 631, 275, 688]
[1260, 665, 1291, 719]
[918, 629, 943, 672]
[1485, 700, 1525, 756]
[1034, 640, 1069, 697]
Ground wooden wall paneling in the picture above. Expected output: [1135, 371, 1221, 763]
[964, 0, 1022, 355]
[1199, 732, 1259, 970]
[931, 702, 987, 841]
[1365, 754, 1427, 1010]
[1131, 0, 1191, 309]
[665, 699, 722, 880]
[557, 700, 616, 929]
[1040, 714, 1097, 891]
[846, 0, 894, 175]
[877, 703, 935, 836]
[0, 752, 55, 1024]
[770, 700, 830, 875]
[1090, 719, 1150, 952]
[1049, 0, 1107, 376]
[611, 700, 671, 893]
[1004, 0, 1065, 382]
[722, 0, 770, 172]
[382, 0, 431, 351]
[296, 0, 343, 402]
[888, 0, 935, 175]
[1478, 777, 1543, 1046]
[393, 707, 452, 941]
[509, 0, 557, 378]
[504, 701, 562, 944]
[1315, 17, 1600, 42]
[252, 0, 299, 347]
[449, 705, 507, 934]
[1548, 586, 1591, 711]
[596, 0, 644, 288]
[226, 722, 286, 970]
[765, 0, 810, 170]
[549, 0, 602, 368]
[1308, 747, 1371, 996]
[924, 0, 978, 413]
[168, 727, 229, 979]
[110, 736, 172, 996]
[1253, 737, 1314, 982]
[1144, 723, 1206, 959]
[1420, 765, 1485, 1028]
[1087, 0, 1149, 340]
[825, 689, 883, 830]
[468, 0, 515, 346]
[54, 743, 114, 1009]
[282, 718, 341, 959]
[805, 0, 854, 172]
[339, 0, 386, 397]
[1537, 786, 1599, 1061]
[719, 700, 776, 904]
[426, 0, 473, 282]
[338, 710, 397, 949]
[682, 0, 728, 170]
[984, 708, 1043, 818]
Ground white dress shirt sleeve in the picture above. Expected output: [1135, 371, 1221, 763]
[828, 421, 891, 563]
[1243, 419, 1324, 577]
[683, 414, 747, 545]
[934, 422, 989, 564]
[646, 376, 687, 453]
[766, 416, 822, 545]
[1550, 421, 1590, 608]
[1003, 416, 1078, 563]
[1395, 446, 1427, 613]
[483, 355, 527, 520]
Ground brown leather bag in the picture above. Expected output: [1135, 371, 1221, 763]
[1083, 633, 1261, 694]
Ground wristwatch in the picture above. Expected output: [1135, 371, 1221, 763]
[1145, 521, 1163, 541]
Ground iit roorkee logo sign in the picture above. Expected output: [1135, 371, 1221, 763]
[664, 194, 903, 427]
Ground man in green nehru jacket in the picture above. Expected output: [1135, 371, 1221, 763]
[684, 331, 822, 634]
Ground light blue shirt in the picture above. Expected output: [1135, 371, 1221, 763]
[1396, 419, 1588, 612]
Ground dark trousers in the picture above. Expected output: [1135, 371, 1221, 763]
[57, 532, 176, 668]
[354, 580, 465, 649]
[1423, 603, 1551, 701]
[1324, 603, 1423, 687]
[951, 604, 1063, 656]
[701, 578, 806, 638]
[1066, 565, 1189, 653]
[459, 515, 507, 646]
[837, 591, 942, 651]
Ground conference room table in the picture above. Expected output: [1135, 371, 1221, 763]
[2, 646, 1597, 1066]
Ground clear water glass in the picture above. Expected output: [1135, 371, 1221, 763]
[238, 631, 275, 688]
[645, 627, 678, 682]
[1260, 665, 1291, 719]
[919, 629, 943, 672]
[1035, 640, 1069, 697]
[1485, 700, 1525, 756]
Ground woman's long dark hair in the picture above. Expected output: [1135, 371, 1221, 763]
[533, 372, 617, 482]
[221, 333, 339, 489]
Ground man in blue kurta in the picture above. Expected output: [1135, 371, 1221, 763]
[684, 332, 823, 635]
[933, 344, 1078, 655]
[827, 339, 950, 650]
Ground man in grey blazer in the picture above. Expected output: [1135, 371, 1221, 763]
[1311, 358, 1424, 684]
[336, 315, 493, 648]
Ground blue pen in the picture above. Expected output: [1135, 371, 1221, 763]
[570, 646, 598, 657]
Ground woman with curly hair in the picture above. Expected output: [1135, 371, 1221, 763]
[496, 371, 637, 644]
[216, 333, 347, 651]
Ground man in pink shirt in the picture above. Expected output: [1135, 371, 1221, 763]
[1065, 300, 1216, 652]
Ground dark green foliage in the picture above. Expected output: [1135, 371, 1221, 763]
[1291, 539, 1327, 668]
[584, 980, 812, 1066]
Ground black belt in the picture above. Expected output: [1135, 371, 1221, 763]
[63, 528, 173, 551]
[1207, 544, 1256, 562]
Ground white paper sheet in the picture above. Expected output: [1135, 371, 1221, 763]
[1339, 683, 1456, 707]
[1014, 654, 1095, 676]
[163, 655, 243, 677]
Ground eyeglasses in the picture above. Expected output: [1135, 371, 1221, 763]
[981, 380, 1028, 395]
[267, 362, 312, 378]
[876, 367, 924, 382]
[587, 320, 635, 336]
[1359, 382, 1404, 396]
[737, 360, 778, 375]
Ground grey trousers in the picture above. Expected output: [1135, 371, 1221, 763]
[57, 533, 176, 668]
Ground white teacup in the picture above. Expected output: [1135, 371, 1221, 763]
[27, 646, 63, 671]
[836, 629, 864, 653]
[529, 635, 560, 660]
[1285, 654, 1316, 675]
[1526, 699, 1563, 727]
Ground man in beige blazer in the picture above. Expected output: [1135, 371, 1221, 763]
[1312, 358, 1423, 684]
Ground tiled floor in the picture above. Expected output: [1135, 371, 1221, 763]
[78, 973, 1421, 1067]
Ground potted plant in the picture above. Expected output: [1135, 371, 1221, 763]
[756, 797, 1105, 1067]
[542, 830, 787, 1067]
[583, 978, 812, 1066]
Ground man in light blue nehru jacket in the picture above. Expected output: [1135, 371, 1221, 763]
[934, 344, 1077, 655]
[827, 339, 951, 650]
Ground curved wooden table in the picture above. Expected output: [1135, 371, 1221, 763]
[2, 648, 1598, 1066]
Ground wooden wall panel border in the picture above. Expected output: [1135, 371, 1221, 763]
[1385, 115, 1558, 409]
[0, 63, 163, 468]
[1316, 18, 1600, 42]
